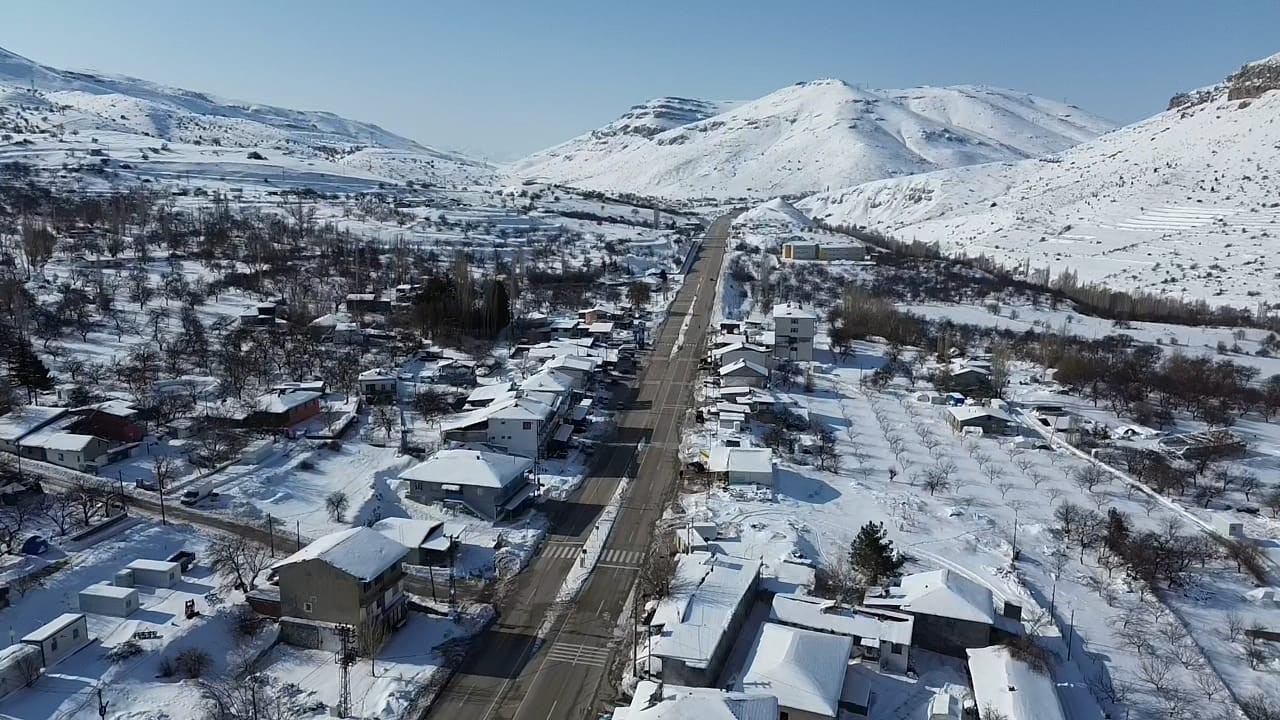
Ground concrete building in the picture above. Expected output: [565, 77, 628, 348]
[124, 559, 182, 588]
[772, 304, 817, 363]
[23, 432, 111, 473]
[770, 594, 914, 673]
[709, 342, 775, 371]
[781, 239, 866, 262]
[967, 645, 1067, 720]
[863, 570, 997, 657]
[945, 406, 1013, 436]
[273, 527, 409, 640]
[487, 397, 556, 458]
[401, 449, 535, 520]
[21, 613, 90, 668]
[718, 359, 770, 388]
[78, 583, 139, 617]
[370, 517, 459, 566]
[252, 388, 322, 428]
[707, 447, 775, 487]
[357, 368, 397, 403]
[69, 401, 144, 443]
[649, 552, 761, 687]
[739, 623, 852, 720]
[612, 681, 778, 720]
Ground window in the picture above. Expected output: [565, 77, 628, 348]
[73, 628, 80, 640]
[52, 638, 59, 651]
[303, 602, 314, 613]
[891, 642, 904, 655]
[58, 453, 65, 461]
[522, 421, 533, 431]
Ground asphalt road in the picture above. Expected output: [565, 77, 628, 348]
[424, 213, 734, 720]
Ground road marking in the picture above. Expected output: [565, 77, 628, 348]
[542, 544, 583, 560]
[602, 549, 643, 565]
[594, 563, 640, 571]
[544, 642, 611, 668]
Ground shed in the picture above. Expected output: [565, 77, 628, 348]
[125, 558, 182, 588]
[21, 613, 90, 668]
[78, 582, 139, 617]
[1213, 515, 1246, 539]
[0, 644, 42, 700]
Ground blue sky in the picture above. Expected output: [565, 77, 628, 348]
[4, 0, 1278, 160]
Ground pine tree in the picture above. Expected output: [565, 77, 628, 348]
[848, 521, 905, 586]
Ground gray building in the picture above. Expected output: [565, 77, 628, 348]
[78, 583, 139, 618]
[21, 613, 90, 668]
[273, 527, 409, 643]
[401, 448, 534, 520]
[863, 569, 997, 657]
[649, 553, 761, 687]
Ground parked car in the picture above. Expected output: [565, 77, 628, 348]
[180, 481, 214, 506]
[167, 549, 197, 571]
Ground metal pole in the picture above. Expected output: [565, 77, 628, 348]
[296, 520, 301, 549]
[267, 514, 275, 558]
[158, 478, 167, 526]
[1066, 608, 1076, 660]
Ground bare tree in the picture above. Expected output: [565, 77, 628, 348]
[69, 478, 105, 526]
[1137, 654, 1175, 694]
[983, 464, 1006, 484]
[325, 491, 349, 522]
[39, 492, 79, 536]
[152, 454, 177, 496]
[1227, 610, 1245, 642]
[207, 535, 272, 592]
[370, 403, 398, 441]
[1073, 464, 1109, 494]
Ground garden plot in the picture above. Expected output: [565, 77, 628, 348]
[685, 340, 1273, 718]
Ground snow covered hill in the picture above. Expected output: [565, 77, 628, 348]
[511, 80, 1111, 199]
[0, 45, 493, 189]
[801, 53, 1280, 306]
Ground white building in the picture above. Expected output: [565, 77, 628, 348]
[770, 593, 914, 673]
[718, 359, 770, 388]
[21, 613, 90, 668]
[357, 368, 397, 402]
[739, 623, 852, 720]
[0, 405, 68, 455]
[22, 432, 110, 473]
[612, 681, 778, 720]
[487, 397, 556, 458]
[77, 583, 138, 617]
[648, 552, 761, 687]
[772, 303, 817, 363]
[707, 447, 775, 487]
[709, 342, 775, 371]
[966, 645, 1067, 720]
[124, 559, 182, 588]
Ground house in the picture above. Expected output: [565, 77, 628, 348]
[21, 613, 90, 668]
[612, 680, 778, 720]
[945, 406, 1013, 436]
[434, 359, 477, 386]
[345, 293, 392, 315]
[966, 645, 1067, 720]
[370, 517, 459, 566]
[68, 400, 144, 443]
[710, 342, 775, 371]
[273, 527, 409, 644]
[707, 447, 775, 486]
[1158, 429, 1247, 460]
[863, 570, 998, 656]
[781, 239, 865, 262]
[648, 552, 761, 687]
[123, 559, 182, 588]
[23, 432, 111, 473]
[487, 397, 556, 458]
[927, 692, 962, 720]
[332, 322, 362, 345]
[77, 583, 139, 617]
[0, 406, 68, 455]
[0, 644, 42, 701]
[549, 317, 580, 339]
[358, 368, 397, 404]
[770, 594, 914, 673]
[253, 389, 323, 428]
[465, 382, 516, 409]
[739, 623, 852, 720]
[719, 359, 770, 388]
[520, 368, 580, 395]
[401, 449, 534, 520]
[945, 366, 991, 391]
[772, 304, 817, 363]
[545, 354, 599, 384]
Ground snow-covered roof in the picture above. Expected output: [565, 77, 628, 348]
[275, 527, 407, 581]
[0, 643, 41, 667]
[126, 558, 181, 573]
[947, 405, 1012, 424]
[650, 552, 761, 670]
[865, 569, 995, 624]
[586, 321, 615, 333]
[358, 368, 395, 381]
[967, 645, 1066, 720]
[80, 400, 138, 418]
[549, 318, 579, 330]
[255, 390, 323, 414]
[22, 613, 85, 643]
[33, 432, 100, 452]
[616, 681, 778, 720]
[80, 582, 136, 599]
[707, 447, 774, 475]
[740, 623, 851, 717]
[399, 449, 533, 489]
[718, 359, 769, 377]
[371, 517, 444, 548]
[710, 342, 770, 358]
[547, 354, 599, 373]
[770, 594, 914, 646]
[0, 405, 68, 442]
[772, 303, 817, 320]
[520, 369, 577, 394]
[466, 382, 516, 404]
[490, 397, 555, 422]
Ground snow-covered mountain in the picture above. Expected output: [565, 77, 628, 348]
[0, 45, 493, 189]
[511, 80, 1112, 199]
[801, 53, 1280, 306]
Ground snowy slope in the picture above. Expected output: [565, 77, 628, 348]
[511, 80, 1111, 199]
[0, 45, 493, 188]
[801, 53, 1280, 306]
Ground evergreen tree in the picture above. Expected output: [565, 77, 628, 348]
[849, 521, 905, 586]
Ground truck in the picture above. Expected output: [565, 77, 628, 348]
[179, 481, 214, 507]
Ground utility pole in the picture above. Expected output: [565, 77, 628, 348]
[336, 624, 355, 718]
[158, 476, 167, 526]
[96, 686, 109, 719]
[1065, 608, 1076, 661]
[296, 520, 302, 550]
[267, 514, 276, 557]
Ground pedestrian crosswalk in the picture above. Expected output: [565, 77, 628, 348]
[540, 544, 643, 567]
[545, 642, 611, 668]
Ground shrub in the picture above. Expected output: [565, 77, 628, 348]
[108, 640, 144, 663]
[174, 648, 213, 678]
